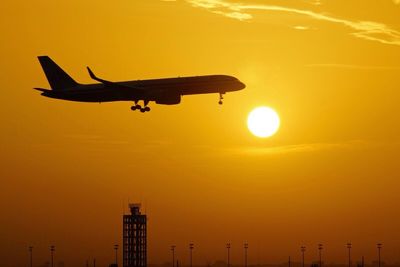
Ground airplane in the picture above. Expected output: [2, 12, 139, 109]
[35, 56, 246, 112]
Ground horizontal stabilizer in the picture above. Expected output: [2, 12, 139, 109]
[33, 87, 51, 92]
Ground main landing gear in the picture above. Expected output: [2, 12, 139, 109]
[218, 93, 224, 105]
[131, 100, 151, 112]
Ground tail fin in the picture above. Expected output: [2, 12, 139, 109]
[38, 56, 78, 90]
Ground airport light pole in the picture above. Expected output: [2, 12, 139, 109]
[171, 245, 176, 267]
[301, 246, 306, 267]
[288, 256, 291, 267]
[318, 244, 323, 267]
[114, 244, 119, 265]
[226, 243, 231, 267]
[244, 243, 249, 267]
[29, 246, 33, 267]
[50, 245, 55, 267]
[189, 243, 194, 267]
[377, 243, 382, 267]
[346, 243, 352, 267]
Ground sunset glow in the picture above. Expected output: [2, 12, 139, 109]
[1, 0, 400, 266]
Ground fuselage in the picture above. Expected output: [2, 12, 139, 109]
[41, 75, 245, 104]
[36, 56, 245, 112]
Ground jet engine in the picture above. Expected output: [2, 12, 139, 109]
[155, 94, 181, 105]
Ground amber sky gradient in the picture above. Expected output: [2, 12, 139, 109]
[1, 1, 400, 266]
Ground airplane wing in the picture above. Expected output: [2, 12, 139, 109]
[86, 67, 145, 91]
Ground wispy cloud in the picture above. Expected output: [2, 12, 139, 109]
[293, 25, 310, 30]
[136, 138, 365, 157]
[212, 10, 252, 20]
[227, 141, 359, 156]
[178, 0, 400, 46]
[227, 139, 400, 156]
[306, 63, 400, 70]
[64, 134, 131, 145]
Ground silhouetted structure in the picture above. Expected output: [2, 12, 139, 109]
[377, 243, 382, 267]
[357, 256, 365, 267]
[244, 243, 249, 267]
[301, 247, 306, 267]
[123, 204, 147, 267]
[318, 244, 323, 267]
[189, 243, 194, 267]
[171, 245, 176, 267]
[115, 244, 119, 266]
[29, 246, 33, 267]
[50, 245, 55, 267]
[226, 243, 231, 267]
[347, 243, 352, 267]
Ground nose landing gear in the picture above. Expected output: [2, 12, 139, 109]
[218, 93, 224, 105]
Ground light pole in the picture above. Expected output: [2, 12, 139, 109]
[226, 243, 231, 267]
[347, 243, 352, 267]
[244, 243, 249, 267]
[301, 246, 306, 267]
[171, 245, 176, 267]
[189, 243, 194, 267]
[29, 246, 33, 267]
[377, 243, 382, 267]
[318, 244, 323, 267]
[50, 245, 55, 267]
[114, 244, 119, 265]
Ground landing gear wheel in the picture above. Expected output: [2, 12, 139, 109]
[144, 106, 150, 112]
[140, 108, 146, 113]
[131, 106, 137, 111]
[135, 104, 141, 109]
[218, 93, 224, 105]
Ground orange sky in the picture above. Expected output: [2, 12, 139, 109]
[1, 1, 400, 267]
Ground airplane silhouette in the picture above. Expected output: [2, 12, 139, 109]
[35, 56, 245, 112]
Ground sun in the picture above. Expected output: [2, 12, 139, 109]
[247, 106, 280, 138]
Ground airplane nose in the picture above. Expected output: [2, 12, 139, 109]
[238, 81, 246, 90]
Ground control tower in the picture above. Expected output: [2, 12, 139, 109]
[123, 203, 147, 267]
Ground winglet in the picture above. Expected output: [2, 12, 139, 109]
[87, 66, 111, 84]
[87, 66, 97, 80]
[85, 67, 143, 91]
